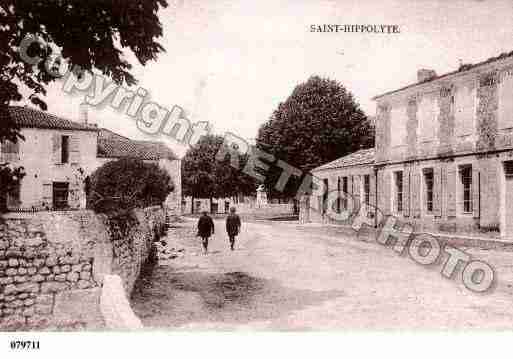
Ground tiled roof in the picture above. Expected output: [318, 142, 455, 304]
[313, 148, 375, 172]
[4, 106, 98, 131]
[373, 50, 513, 100]
[97, 134, 177, 161]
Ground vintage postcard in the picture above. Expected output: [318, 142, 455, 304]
[1, 0, 513, 357]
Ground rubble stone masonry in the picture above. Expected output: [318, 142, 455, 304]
[0, 206, 165, 330]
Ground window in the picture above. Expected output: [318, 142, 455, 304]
[423, 168, 434, 213]
[336, 177, 341, 213]
[52, 182, 69, 210]
[363, 175, 370, 205]
[342, 176, 348, 210]
[394, 171, 403, 212]
[61, 136, 70, 164]
[417, 94, 438, 141]
[390, 105, 408, 147]
[454, 84, 476, 136]
[460, 165, 473, 213]
[322, 178, 329, 214]
[499, 70, 513, 130]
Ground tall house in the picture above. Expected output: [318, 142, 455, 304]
[373, 53, 513, 238]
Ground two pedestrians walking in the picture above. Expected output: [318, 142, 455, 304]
[197, 207, 242, 254]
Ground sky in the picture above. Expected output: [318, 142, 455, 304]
[24, 0, 513, 157]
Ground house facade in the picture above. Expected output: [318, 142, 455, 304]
[0, 106, 182, 214]
[306, 149, 375, 225]
[303, 51, 513, 240]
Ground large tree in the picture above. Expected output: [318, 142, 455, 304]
[0, 1, 168, 211]
[182, 135, 256, 212]
[256, 75, 374, 199]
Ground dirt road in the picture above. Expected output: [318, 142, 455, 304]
[131, 219, 513, 330]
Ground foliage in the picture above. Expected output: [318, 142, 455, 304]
[256, 75, 374, 199]
[87, 158, 173, 214]
[182, 135, 257, 201]
[0, 0, 168, 139]
[0, 1, 168, 208]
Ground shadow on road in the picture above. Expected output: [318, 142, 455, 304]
[131, 266, 345, 329]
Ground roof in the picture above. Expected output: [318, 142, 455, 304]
[97, 129, 177, 161]
[4, 106, 98, 131]
[313, 148, 375, 172]
[373, 50, 513, 100]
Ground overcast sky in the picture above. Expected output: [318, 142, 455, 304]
[28, 0, 513, 157]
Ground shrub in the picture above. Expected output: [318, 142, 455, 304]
[87, 158, 174, 214]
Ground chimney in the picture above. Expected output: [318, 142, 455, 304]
[79, 102, 89, 124]
[417, 68, 437, 83]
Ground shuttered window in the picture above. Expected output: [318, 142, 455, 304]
[460, 165, 473, 213]
[417, 94, 438, 142]
[61, 136, 70, 164]
[336, 177, 341, 213]
[454, 83, 476, 136]
[499, 70, 513, 130]
[390, 105, 407, 147]
[342, 176, 348, 210]
[363, 175, 370, 205]
[394, 171, 403, 213]
[423, 168, 434, 213]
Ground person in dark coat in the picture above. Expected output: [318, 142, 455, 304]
[225, 207, 241, 251]
[197, 211, 215, 254]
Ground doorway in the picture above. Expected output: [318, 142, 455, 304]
[52, 182, 69, 210]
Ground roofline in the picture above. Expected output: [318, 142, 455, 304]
[21, 124, 99, 132]
[372, 51, 513, 101]
[312, 161, 375, 173]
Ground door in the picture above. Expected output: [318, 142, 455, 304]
[503, 161, 513, 239]
[52, 182, 69, 210]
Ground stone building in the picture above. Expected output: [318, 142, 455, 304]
[305, 148, 375, 225]
[304, 51, 513, 240]
[0, 106, 181, 214]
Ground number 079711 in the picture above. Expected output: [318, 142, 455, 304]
[10, 340, 40, 350]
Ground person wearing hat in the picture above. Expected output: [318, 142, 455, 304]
[225, 207, 241, 251]
[197, 210, 215, 254]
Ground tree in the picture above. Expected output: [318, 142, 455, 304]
[182, 135, 256, 213]
[256, 75, 374, 199]
[87, 158, 173, 214]
[0, 1, 168, 211]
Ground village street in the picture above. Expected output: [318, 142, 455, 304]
[131, 219, 513, 330]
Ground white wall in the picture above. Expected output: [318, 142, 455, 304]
[13, 128, 98, 210]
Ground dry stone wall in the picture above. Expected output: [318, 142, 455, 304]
[0, 206, 165, 331]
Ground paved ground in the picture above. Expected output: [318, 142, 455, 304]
[131, 219, 513, 330]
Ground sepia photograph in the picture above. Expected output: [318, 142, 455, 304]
[1, 0, 513, 357]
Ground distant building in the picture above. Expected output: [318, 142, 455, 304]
[0, 106, 181, 213]
[302, 50, 513, 239]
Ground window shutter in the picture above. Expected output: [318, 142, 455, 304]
[52, 134, 62, 164]
[446, 166, 457, 217]
[353, 175, 361, 203]
[42, 181, 53, 209]
[369, 173, 376, 208]
[472, 167, 480, 218]
[412, 171, 421, 218]
[69, 136, 80, 164]
[382, 170, 391, 215]
[433, 166, 442, 217]
[403, 168, 410, 216]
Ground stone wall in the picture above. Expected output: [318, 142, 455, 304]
[0, 206, 165, 331]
